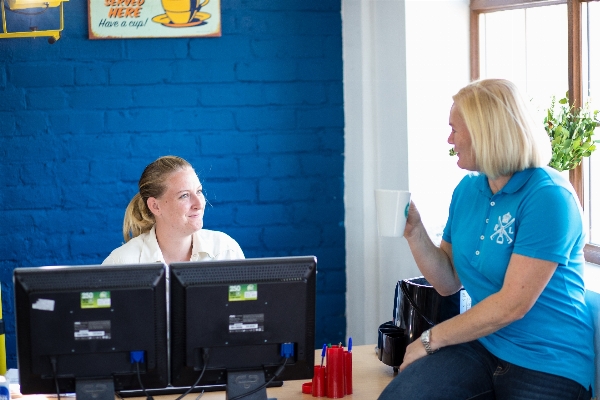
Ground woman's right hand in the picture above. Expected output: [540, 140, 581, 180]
[403, 200, 423, 239]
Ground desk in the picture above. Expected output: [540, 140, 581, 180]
[15, 345, 396, 400]
[158, 345, 396, 400]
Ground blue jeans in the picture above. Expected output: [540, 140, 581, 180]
[377, 340, 592, 400]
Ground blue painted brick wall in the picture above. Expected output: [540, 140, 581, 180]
[0, 0, 345, 368]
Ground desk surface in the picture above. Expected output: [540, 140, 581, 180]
[15, 345, 396, 400]
[158, 344, 396, 400]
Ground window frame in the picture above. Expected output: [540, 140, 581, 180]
[470, 0, 600, 265]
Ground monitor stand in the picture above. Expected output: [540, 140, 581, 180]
[226, 370, 276, 400]
[75, 378, 115, 400]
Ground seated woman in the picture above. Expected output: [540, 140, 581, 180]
[378, 79, 593, 400]
[103, 155, 244, 265]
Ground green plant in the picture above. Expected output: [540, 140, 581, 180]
[544, 94, 600, 171]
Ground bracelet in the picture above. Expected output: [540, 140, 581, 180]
[420, 329, 439, 355]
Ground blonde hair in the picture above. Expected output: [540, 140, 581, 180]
[452, 79, 551, 179]
[123, 156, 193, 242]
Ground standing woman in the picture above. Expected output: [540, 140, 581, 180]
[378, 79, 593, 399]
[103, 155, 244, 265]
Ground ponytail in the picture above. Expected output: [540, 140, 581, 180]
[122, 192, 155, 242]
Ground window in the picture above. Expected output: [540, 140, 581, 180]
[478, 5, 568, 112]
[471, 0, 600, 265]
[583, 2, 600, 248]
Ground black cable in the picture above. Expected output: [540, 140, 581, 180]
[228, 357, 289, 400]
[49, 356, 61, 400]
[174, 349, 209, 400]
[134, 362, 154, 400]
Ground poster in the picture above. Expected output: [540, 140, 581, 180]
[88, 0, 221, 39]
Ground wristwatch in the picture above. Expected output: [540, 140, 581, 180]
[420, 329, 438, 355]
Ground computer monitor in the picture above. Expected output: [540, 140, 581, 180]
[169, 256, 317, 400]
[13, 263, 169, 400]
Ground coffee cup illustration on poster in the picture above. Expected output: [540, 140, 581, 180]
[88, 0, 221, 39]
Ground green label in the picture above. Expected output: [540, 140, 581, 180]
[228, 284, 258, 301]
[80, 291, 111, 309]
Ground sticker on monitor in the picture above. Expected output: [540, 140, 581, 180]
[228, 284, 258, 301]
[74, 320, 112, 340]
[81, 291, 111, 308]
[32, 298, 55, 312]
[229, 314, 264, 333]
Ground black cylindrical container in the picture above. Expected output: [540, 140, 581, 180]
[394, 276, 458, 341]
[378, 276, 462, 368]
[377, 321, 407, 367]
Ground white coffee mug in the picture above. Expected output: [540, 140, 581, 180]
[374, 189, 411, 237]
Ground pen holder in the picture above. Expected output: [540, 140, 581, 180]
[326, 347, 344, 398]
[312, 365, 327, 397]
[344, 350, 352, 395]
[305, 345, 353, 397]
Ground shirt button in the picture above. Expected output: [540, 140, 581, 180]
[490, 201, 495, 206]
[486, 218, 489, 223]
[475, 250, 480, 255]
[480, 235, 484, 240]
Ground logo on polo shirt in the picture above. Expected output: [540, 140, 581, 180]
[491, 212, 515, 244]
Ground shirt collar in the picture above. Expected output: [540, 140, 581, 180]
[141, 225, 165, 263]
[191, 230, 217, 260]
[474, 173, 492, 197]
[475, 168, 537, 197]
[142, 226, 218, 262]
[500, 168, 536, 194]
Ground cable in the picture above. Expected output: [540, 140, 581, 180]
[134, 362, 154, 400]
[49, 356, 61, 400]
[174, 349, 209, 400]
[228, 357, 289, 400]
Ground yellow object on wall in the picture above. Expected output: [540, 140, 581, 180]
[0, 0, 67, 43]
[0, 288, 6, 375]
[7, 0, 66, 9]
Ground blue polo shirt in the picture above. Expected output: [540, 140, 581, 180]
[442, 167, 594, 389]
